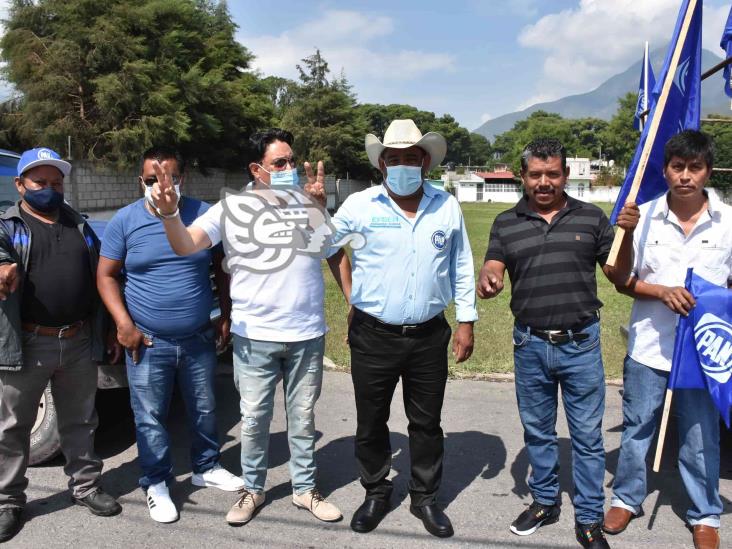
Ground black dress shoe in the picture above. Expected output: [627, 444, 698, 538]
[72, 488, 122, 517]
[350, 499, 390, 533]
[410, 504, 454, 538]
[0, 507, 22, 543]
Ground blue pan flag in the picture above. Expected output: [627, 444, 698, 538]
[669, 269, 732, 427]
[721, 5, 732, 98]
[633, 44, 656, 131]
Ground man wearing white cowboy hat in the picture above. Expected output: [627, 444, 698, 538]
[328, 119, 478, 538]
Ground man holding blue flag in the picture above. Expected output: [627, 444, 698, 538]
[609, 0, 702, 227]
[604, 131, 732, 549]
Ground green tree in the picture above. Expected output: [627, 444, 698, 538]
[0, 0, 272, 168]
[468, 132, 492, 166]
[599, 92, 638, 170]
[491, 111, 578, 173]
[279, 49, 371, 179]
[702, 115, 732, 192]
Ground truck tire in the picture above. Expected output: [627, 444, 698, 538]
[29, 383, 61, 465]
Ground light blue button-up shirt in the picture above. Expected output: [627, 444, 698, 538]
[329, 183, 478, 325]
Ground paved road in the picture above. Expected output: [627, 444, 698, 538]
[11, 368, 732, 548]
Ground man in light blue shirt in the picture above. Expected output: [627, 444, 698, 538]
[328, 119, 477, 538]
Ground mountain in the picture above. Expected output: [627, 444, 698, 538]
[474, 48, 730, 141]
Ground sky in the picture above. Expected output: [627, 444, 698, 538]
[232, 0, 731, 129]
[0, 0, 729, 131]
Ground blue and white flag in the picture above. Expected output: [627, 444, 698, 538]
[633, 42, 656, 131]
[721, 5, 732, 98]
[610, 0, 702, 224]
[669, 269, 732, 427]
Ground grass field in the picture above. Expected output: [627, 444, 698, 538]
[322, 201, 632, 380]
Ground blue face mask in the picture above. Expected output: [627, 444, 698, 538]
[385, 165, 423, 196]
[261, 167, 300, 188]
[23, 187, 64, 213]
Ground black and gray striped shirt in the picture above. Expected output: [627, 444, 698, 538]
[485, 195, 614, 330]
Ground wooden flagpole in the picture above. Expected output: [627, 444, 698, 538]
[606, 0, 698, 267]
[652, 388, 674, 472]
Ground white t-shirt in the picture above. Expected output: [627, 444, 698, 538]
[192, 188, 327, 342]
[628, 192, 732, 371]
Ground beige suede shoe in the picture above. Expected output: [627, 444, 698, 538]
[226, 490, 265, 525]
[292, 488, 342, 522]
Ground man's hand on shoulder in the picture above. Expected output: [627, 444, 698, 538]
[0, 263, 19, 300]
[303, 160, 326, 207]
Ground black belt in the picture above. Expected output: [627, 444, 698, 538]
[521, 315, 598, 345]
[353, 309, 445, 336]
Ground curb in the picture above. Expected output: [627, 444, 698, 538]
[323, 356, 624, 386]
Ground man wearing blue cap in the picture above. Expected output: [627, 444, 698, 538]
[0, 148, 122, 543]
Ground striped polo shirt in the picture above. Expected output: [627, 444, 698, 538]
[485, 194, 614, 330]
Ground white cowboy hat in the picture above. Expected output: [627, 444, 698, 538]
[365, 119, 447, 171]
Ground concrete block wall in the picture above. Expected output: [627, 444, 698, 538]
[67, 160, 249, 211]
[66, 161, 375, 212]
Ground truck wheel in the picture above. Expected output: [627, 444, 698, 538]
[29, 383, 61, 465]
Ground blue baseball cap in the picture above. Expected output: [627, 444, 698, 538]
[17, 148, 72, 177]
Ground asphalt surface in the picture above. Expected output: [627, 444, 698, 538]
[9, 366, 732, 548]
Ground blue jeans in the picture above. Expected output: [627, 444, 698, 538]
[232, 334, 324, 495]
[513, 319, 606, 524]
[611, 355, 721, 527]
[126, 326, 220, 488]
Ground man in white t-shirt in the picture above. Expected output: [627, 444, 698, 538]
[147, 129, 344, 527]
[604, 130, 731, 549]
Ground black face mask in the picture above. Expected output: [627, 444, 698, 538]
[23, 187, 64, 213]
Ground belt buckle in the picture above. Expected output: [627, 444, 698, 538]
[57, 321, 79, 339]
[546, 330, 563, 344]
[401, 324, 418, 336]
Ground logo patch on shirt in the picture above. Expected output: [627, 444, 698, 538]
[369, 215, 401, 228]
[431, 230, 447, 250]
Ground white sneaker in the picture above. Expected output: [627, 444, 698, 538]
[292, 488, 342, 522]
[191, 463, 245, 492]
[146, 482, 178, 523]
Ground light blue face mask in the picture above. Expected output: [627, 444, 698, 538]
[385, 165, 423, 196]
[260, 166, 300, 187]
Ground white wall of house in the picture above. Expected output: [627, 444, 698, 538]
[455, 180, 623, 204]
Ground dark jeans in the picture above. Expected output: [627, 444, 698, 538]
[348, 311, 451, 507]
[126, 325, 220, 488]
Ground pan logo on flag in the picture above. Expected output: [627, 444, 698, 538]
[693, 313, 732, 384]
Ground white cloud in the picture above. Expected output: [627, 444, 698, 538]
[480, 112, 492, 123]
[517, 0, 727, 108]
[240, 9, 454, 84]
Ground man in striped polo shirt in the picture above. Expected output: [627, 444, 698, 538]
[477, 138, 638, 549]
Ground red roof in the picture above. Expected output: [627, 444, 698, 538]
[476, 171, 516, 180]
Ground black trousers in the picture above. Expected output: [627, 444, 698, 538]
[348, 311, 451, 506]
